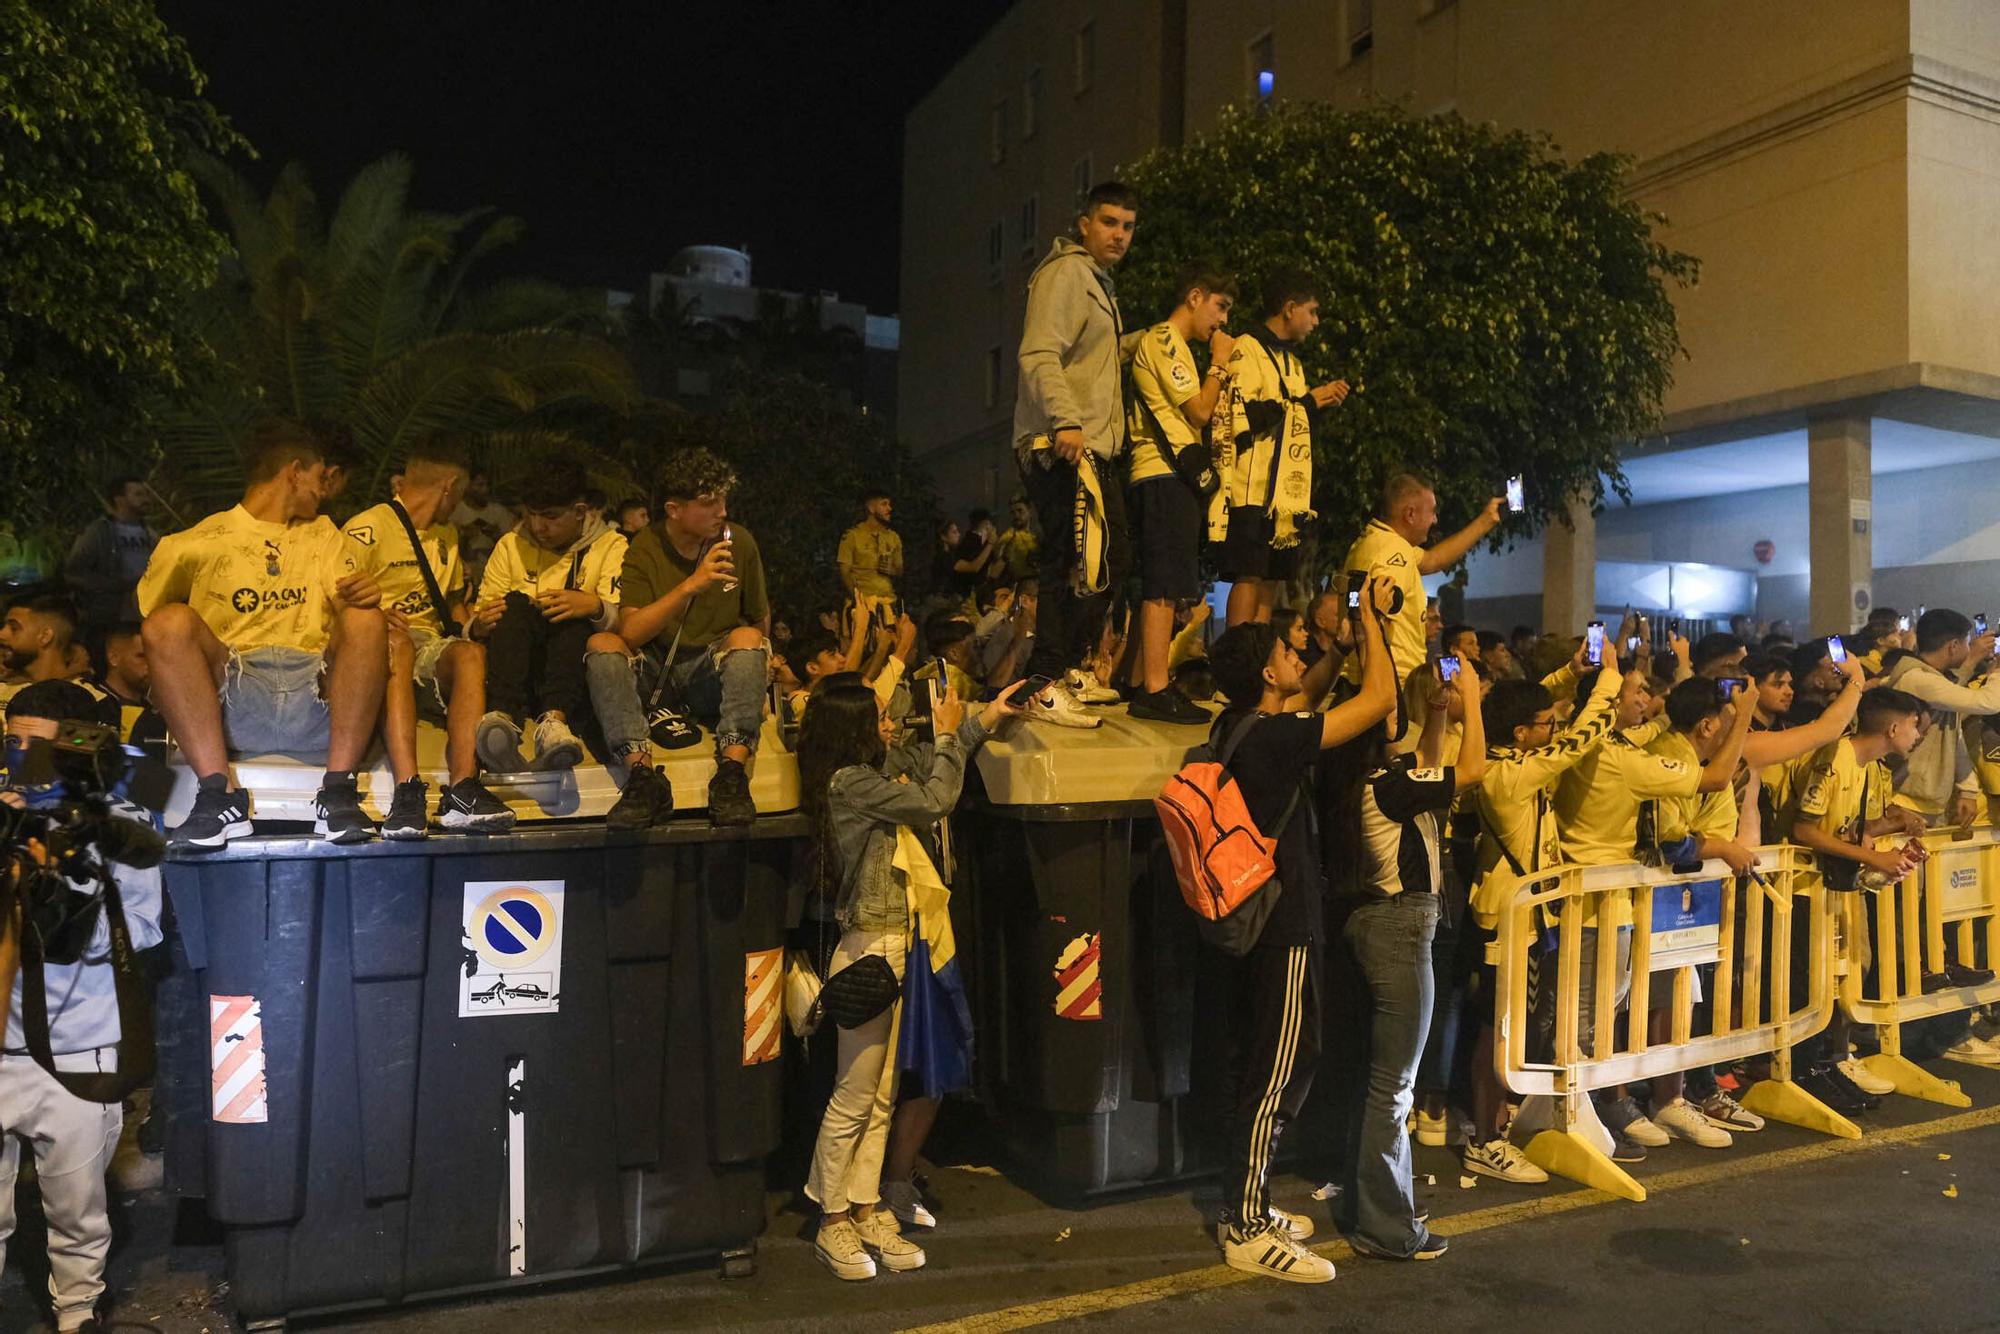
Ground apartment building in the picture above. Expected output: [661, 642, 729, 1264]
[899, 1, 2000, 632]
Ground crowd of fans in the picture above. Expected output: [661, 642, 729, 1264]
[8, 178, 2000, 1311]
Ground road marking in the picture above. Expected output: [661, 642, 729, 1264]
[901, 1102, 2000, 1333]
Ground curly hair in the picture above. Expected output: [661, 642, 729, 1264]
[657, 447, 739, 505]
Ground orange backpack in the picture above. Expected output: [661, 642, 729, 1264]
[1155, 714, 1302, 956]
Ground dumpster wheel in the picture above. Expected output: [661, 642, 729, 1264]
[720, 1240, 758, 1279]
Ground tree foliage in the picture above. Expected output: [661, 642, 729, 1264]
[0, 0, 244, 540]
[1116, 101, 1698, 563]
[159, 152, 638, 524]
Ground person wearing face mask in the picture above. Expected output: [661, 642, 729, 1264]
[468, 452, 626, 781]
[137, 417, 389, 850]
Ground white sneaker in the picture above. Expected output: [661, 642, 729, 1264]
[881, 1177, 937, 1230]
[814, 1218, 876, 1281]
[530, 712, 584, 771]
[1839, 1056, 1896, 1096]
[1223, 1228, 1335, 1284]
[1416, 1108, 1448, 1147]
[1622, 1112, 1670, 1147]
[1698, 1090, 1765, 1132]
[1462, 1137, 1548, 1183]
[854, 1210, 926, 1272]
[1654, 1097, 1732, 1148]
[475, 710, 526, 773]
[1064, 668, 1120, 704]
[1942, 1035, 2000, 1068]
[1268, 1205, 1314, 1242]
[1028, 682, 1102, 729]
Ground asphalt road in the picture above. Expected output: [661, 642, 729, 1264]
[11, 1062, 2000, 1333]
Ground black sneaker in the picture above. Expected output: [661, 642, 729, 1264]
[313, 779, 377, 844]
[437, 777, 517, 832]
[169, 784, 252, 850]
[382, 778, 429, 841]
[709, 757, 757, 827]
[1352, 1229, 1449, 1262]
[1609, 1132, 1648, 1164]
[1127, 686, 1209, 725]
[1945, 962, 1996, 988]
[606, 762, 674, 830]
[1800, 1063, 1877, 1113]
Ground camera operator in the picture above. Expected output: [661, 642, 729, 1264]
[0, 680, 164, 1333]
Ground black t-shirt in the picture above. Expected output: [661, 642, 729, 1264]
[1216, 708, 1324, 949]
[1356, 754, 1457, 897]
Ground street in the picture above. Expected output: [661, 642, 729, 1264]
[28, 1061, 2000, 1333]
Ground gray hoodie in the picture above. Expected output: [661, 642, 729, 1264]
[826, 716, 991, 931]
[1014, 237, 1124, 460]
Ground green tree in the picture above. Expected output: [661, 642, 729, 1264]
[1116, 101, 1698, 567]
[0, 0, 244, 545]
[642, 366, 938, 621]
[161, 152, 637, 522]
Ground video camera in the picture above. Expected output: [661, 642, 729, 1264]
[1, 718, 170, 965]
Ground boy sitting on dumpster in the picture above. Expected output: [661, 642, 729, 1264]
[138, 416, 389, 848]
[467, 452, 627, 776]
[585, 447, 771, 829]
[341, 431, 515, 836]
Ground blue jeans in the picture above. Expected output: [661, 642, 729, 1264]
[1338, 892, 1439, 1257]
[586, 638, 769, 759]
[219, 646, 329, 758]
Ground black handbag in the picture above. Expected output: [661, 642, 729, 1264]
[814, 953, 901, 1029]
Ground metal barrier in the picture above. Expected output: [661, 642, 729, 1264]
[1839, 827, 2000, 1108]
[1493, 845, 1849, 1202]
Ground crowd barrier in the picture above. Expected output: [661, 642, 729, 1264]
[1493, 845, 1850, 1202]
[1840, 826, 2000, 1107]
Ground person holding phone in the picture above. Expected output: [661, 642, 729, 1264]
[1875, 608, 2000, 829]
[586, 448, 772, 829]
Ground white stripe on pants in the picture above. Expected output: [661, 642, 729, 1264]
[805, 928, 908, 1214]
[0, 1052, 123, 1330]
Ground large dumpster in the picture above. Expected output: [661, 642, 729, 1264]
[956, 706, 1216, 1195]
[159, 815, 805, 1322]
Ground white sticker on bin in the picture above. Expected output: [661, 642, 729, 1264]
[210, 994, 268, 1124]
[459, 881, 565, 1018]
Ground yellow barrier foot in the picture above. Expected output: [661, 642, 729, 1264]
[1523, 1129, 1646, 1202]
[1861, 1052, 1972, 1108]
[1739, 1078, 1861, 1139]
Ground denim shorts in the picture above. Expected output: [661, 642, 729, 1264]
[408, 629, 460, 720]
[220, 646, 331, 758]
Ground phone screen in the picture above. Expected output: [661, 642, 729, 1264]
[1019, 674, 1054, 698]
[1585, 622, 1605, 667]
[1898, 615, 1911, 633]
[1979, 614, 1990, 637]
[1438, 656, 1461, 683]
[1626, 635, 1640, 653]
[1346, 569, 1366, 612]
[1826, 636, 1847, 665]
[1505, 476, 1524, 513]
[1719, 678, 1746, 700]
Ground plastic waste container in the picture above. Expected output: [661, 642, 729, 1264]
[159, 814, 805, 1322]
[957, 706, 1215, 1195]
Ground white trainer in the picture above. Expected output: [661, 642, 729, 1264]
[1462, 1137, 1548, 1183]
[1064, 668, 1121, 704]
[1028, 682, 1102, 729]
[1622, 1112, 1670, 1147]
[1223, 1228, 1334, 1284]
[1698, 1090, 1765, 1132]
[854, 1210, 926, 1272]
[1268, 1205, 1314, 1242]
[1654, 1097, 1732, 1148]
[1838, 1056, 1896, 1096]
[475, 711, 526, 773]
[814, 1218, 876, 1281]
[530, 712, 584, 771]
[1942, 1035, 2000, 1068]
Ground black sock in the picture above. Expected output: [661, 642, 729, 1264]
[198, 772, 229, 794]
[323, 769, 355, 789]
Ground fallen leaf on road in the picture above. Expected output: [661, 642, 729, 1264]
[1458, 1175, 1478, 1190]
[1056, 1227, 1072, 1242]
[1943, 1184, 1959, 1199]
[1937, 1153, 1951, 1161]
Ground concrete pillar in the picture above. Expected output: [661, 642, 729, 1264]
[1807, 416, 1872, 634]
[1542, 496, 1597, 634]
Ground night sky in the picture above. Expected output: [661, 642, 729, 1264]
[159, 1, 1013, 312]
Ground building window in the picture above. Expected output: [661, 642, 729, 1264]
[1074, 20, 1095, 93]
[1247, 30, 1275, 102]
[1346, 0, 1374, 61]
[986, 218, 1005, 285]
[989, 98, 1008, 166]
[984, 345, 1003, 409]
[1023, 66, 1044, 139]
[1073, 154, 1094, 208]
[1019, 194, 1039, 260]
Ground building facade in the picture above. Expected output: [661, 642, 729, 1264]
[900, 0, 2000, 634]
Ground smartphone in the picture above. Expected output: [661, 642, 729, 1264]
[1979, 614, 1990, 637]
[1019, 673, 1054, 697]
[1585, 621, 1605, 667]
[1626, 635, 1640, 653]
[1346, 568, 1367, 614]
[1827, 636, 1847, 665]
[1504, 476, 1524, 513]
[1719, 677, 1747, 700]
[1438, 655, 1461, 683]
[1668, 617, 1683, 638]
[1898, 615, 1911, 633]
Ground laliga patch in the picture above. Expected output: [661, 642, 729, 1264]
[1409, 768, 1446, 783]
[1170, 361, 1197, 391]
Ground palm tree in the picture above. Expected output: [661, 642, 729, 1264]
[157, 152, 638, 520]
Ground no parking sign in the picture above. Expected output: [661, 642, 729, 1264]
[458, 880, 566, 1017]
